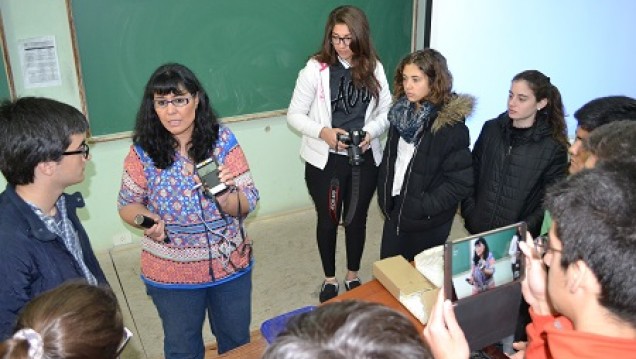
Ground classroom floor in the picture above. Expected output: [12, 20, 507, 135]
[100, 201, 469, 359]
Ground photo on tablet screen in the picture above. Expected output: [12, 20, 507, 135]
[448, 222, 526, 300]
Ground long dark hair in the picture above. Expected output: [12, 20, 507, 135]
[512, 70, 569, 148]
[393, 49, 453, 106]
[133, 63, 219, 169]
[313, 5, 380, 102]
[473, 237, 491, 265]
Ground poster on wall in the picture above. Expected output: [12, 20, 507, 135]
[18, 35, 62, 88]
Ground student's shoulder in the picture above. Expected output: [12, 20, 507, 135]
[0, 216, 32, 256]
[299, 58, 328, 72]
[0, 193, 25, 229]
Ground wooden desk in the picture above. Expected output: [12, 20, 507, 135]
[209, 279, 507, 359]
[327, 279, 425, 332]
[208, 279, 416, 359]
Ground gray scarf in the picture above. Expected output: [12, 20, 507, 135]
[388, 96, 437, 144]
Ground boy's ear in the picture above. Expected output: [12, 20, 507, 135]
[36, 161, 56, 177]
[568, 260, 600, 295]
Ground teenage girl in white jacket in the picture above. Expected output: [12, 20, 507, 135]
[287, 5, 391, 302]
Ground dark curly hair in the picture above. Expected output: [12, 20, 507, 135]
[393, 49, 454, 106]
[133, 63, 219, 169]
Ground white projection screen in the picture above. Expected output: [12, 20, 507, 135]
[429, 0, 636, 143]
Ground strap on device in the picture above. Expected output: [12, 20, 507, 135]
[343, 166, 360, 226]
[328, 177, 340, 224]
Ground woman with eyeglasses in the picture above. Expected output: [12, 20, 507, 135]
[466, 237, 496, 294]
[0, 282, 127, 359]
[117, 63, 259, 357]
[287, 5, 391, 303]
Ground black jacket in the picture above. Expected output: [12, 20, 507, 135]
[0, 185, 108, 339]
[378, 94, 474, 233]
[462, 112, 568, 236]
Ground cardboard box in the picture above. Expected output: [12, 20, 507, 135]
[373, 255, 440, 324]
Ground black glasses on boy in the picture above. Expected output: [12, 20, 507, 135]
[62, 142, 90, 159]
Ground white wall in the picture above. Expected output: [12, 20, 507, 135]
[430, 0, 636, 143]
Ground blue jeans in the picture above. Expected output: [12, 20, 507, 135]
[146, 271, 252, 358]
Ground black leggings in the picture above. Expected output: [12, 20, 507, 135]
[305, 152, 378, 277]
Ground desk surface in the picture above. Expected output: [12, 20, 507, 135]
[209, 279, 410, 358]
[211, 279, 508, 359]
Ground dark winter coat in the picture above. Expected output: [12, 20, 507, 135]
[462, 112, 568, 236]
[378, 94, 475, 233]
[0, 185, 108, 340]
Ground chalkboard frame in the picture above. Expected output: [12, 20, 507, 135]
[66, 0, 416, 141]
[0, 10, 16, 102]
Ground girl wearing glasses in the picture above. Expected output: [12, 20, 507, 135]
[287, 5, 391, 303]
[117, 63, 259, 357]
[467, 237, 496, 294]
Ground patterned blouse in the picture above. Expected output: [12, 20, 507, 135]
[118, 126, 259, 288]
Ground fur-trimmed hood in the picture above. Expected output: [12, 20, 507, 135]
[432, 93, 476, 133]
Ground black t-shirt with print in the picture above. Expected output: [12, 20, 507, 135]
[330, 62, 370, 131]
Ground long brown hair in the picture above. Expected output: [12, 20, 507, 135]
[0, 282, 124, 359]
[393, 49, 453, 106]
[313, 5, 380, 101]
[512, 70, 569, 148]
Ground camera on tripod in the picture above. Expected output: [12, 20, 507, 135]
[337, 129, 367, 166]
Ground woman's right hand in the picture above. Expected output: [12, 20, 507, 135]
[143, 213, 167, 242]
[319, 127, 348, 150]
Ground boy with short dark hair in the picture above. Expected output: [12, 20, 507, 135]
[0, 97, 108, 339]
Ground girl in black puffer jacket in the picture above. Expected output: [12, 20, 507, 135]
[461, 70, 569, 343]
[461, 70, 569, 238]
[377, 49, 474, 261]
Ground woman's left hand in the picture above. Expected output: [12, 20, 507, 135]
[217, 164, 236, 187]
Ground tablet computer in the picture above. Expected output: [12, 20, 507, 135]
[443, 222, 526, 351]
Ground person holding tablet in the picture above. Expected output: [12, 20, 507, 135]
[425, 164, 636, 359]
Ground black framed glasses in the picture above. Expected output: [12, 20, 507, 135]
[115, 327, 133, 358]
[62, 142, 90, 159]
[534, 235, 562, 265]
[153, 95, 193, 109]
[331, 35, 352, 46]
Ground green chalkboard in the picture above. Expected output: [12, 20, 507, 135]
[0, 51, 10, 102]
[70, 0, 413, 137]
[0, 15, 13, 102]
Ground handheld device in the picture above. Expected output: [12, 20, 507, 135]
[134, 214, 156, 229]
[444, 222, 526, 301]
[336, 129, 367, 166]
[443, 222, 526, 351]
[195, 157, 227, 196]
[134, 214, 171, 244]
